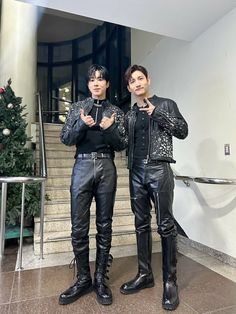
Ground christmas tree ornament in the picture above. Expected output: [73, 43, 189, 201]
[0, 87, 5, 93]
[3, 128, 11, 136]
[7, 103, 14, 109]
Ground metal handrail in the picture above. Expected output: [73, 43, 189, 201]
[0, 92, 48, 269]
[0, 177, 46, 269]
[0, 177, 46, 184]
[174, 175, 236, 186]
[37, 92, 47, 178]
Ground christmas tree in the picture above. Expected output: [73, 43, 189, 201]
[0, 79, 40, 226]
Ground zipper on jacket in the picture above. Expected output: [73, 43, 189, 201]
[129, 112, 136, 169]
[146, 115, 151, 163]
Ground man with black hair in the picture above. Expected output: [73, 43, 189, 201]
[120, 65, 188, 311]
[59, 64, 127, 306]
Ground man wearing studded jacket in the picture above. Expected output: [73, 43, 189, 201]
[120, 65, 188, 311]
[59, 65, 126, 306]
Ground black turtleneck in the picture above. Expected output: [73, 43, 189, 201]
[75, 99, 113, 155]
[133, 103, 149, 160]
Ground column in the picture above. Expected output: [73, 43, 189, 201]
[0, 0, 38, 138]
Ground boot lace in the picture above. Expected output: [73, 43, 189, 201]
[69, 257, 76, 279]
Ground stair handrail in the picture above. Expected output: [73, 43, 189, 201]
[174, 173, 236, 186]
[37, 92, 47, 178]
[36, 92, 47, 265]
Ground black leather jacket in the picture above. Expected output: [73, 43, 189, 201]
[60, 97, 127, 152]
[125, 95, 188, 169]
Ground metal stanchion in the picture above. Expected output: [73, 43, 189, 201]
[0, 183, 8, 260]
[18, 183, 26, 270]
[40, 180, 45, 260]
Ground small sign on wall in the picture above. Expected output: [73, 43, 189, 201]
[224, 144, 230, 155]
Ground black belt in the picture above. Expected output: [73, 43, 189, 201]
[77, 152, 113, 159]
[133, 158, 167, 165]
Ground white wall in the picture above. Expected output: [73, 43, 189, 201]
[131, 8, 236, 258]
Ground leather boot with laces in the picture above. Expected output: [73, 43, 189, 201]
[94, 254, 113, 305]
[59, 276, 93, 305]
[59, 257, 93, 305]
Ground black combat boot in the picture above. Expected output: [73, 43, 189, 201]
[59, 254, 93, 305]
[161, 235, 179, 311]
[94, 254, 113, 305]
[120, 231, 154, 294]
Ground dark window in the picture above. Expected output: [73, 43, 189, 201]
[37, 22, 131, 123]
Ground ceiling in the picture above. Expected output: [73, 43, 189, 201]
[37, 8, 102, 42]
[17, 0, 236, 41]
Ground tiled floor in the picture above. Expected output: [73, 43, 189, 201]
[1, 241, 236, 314]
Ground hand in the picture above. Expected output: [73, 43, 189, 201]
[139, 98, 155, 115]
[99, 113, 116, 130]
[80, 109, 96, 127]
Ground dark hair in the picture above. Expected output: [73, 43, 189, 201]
[87, 64, 109, 82]
[124, 65, 148, 85]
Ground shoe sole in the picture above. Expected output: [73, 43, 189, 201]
[120, 282, 155, 295]
[96, 295, 112, 305]
[59, 285, 93, 305]
[162, 299, 179, 311]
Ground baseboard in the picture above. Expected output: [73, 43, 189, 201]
[178, 235, 236, 268]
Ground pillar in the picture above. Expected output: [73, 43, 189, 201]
[0, 0, 38, 138]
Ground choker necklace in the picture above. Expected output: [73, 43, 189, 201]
[93, 98, 106, 107]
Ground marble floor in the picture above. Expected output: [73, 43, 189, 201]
[1, 239, 236, 314]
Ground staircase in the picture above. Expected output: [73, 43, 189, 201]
[34, 123, 160, 256]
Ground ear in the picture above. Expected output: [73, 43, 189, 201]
[148, 78, 151, 86]
[106, 81, 110, 89]
[127, 85, 131, 92]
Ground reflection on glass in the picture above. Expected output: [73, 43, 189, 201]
[58, 83, 71, 123]
[77, 59, 92, 101]
[77, 36, 92, 58]
[97, 25, 106, 46]
[53, 43, 72, 62]
[52, 65, 72, 123]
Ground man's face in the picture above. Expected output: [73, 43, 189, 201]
[88, 70, 109, 99]
[127, 70, 150, 98]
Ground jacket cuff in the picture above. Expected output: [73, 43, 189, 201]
[102, 122, 117, 133]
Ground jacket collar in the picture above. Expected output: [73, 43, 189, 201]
[132, 95, 156, 112]
[83, 97, 110, 114]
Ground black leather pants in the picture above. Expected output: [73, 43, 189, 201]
[130, 160, 176, 237]
[70, 158, 117, 270]
[130, 160, 177, 273]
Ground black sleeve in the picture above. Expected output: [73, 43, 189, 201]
[151, 99, 188, 139]
[60, 102, 88, 146]
[102, 107, 128, 151]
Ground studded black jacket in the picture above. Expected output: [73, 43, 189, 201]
[125, 95, 188, 169]
[60, 97, 127, 153]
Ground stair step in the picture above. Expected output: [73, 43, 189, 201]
[36, 123, 63, 132]
[34, 227, 160, 255]
[46, 174, 129, 187]
[37, 157, 127, 168]
[47, 166, 128, 177]
[34, 209, 145, 233]
[46, 185, 129, 201]
[44, 196, 131, 215]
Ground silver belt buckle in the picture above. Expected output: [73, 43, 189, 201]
[143, 159, 148, 164]
[91, 152, 97, 159]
